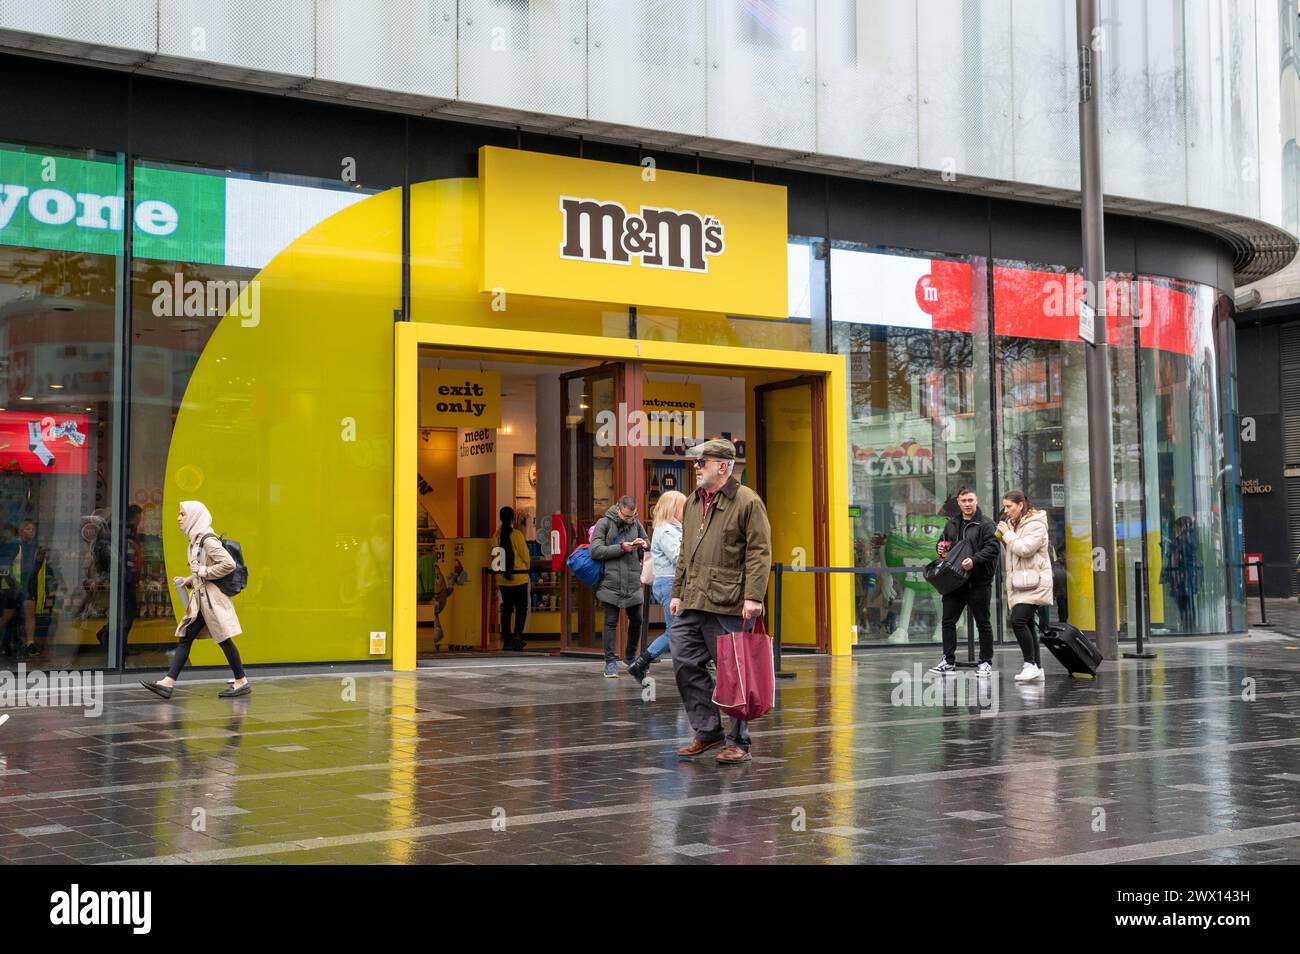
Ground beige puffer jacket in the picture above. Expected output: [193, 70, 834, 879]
[1000, 509, 1054, 607]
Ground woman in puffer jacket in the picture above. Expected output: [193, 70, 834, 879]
[996, 490, 1054, 682]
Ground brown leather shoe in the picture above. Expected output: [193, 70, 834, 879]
[716, 745, 752, 765]
[676, 736, 724, 759]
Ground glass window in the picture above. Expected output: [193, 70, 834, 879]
[1137, 276, 1232, 634]
[992, 262, 1097, 632]
[127, 159, 397, 668]
[832, 245, 993, 646]
[0, 142, 124, 670]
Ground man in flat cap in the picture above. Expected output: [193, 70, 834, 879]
[668, 437, 772, 765]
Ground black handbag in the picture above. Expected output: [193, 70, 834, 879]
[923, 537, 973, 595]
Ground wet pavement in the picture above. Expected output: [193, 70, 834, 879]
[1, 633, 1299, 865]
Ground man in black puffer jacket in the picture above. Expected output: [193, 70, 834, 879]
[928, 487, 1000, 675]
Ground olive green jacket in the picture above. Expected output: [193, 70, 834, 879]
[672, 477, 772, 615]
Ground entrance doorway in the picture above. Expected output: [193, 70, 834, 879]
[394, 323, 850, 670]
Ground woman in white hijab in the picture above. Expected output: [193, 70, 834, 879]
[141, 501, 249, 699]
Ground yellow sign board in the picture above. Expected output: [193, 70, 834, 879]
[643, 380, 702, 441]
[479, 146, 788, 319]
[420, 369, 502, 428]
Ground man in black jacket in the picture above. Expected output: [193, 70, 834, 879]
[928, 487, 1000, 675]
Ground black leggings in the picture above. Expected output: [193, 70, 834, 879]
[167, 615, 245, 681]
[499, 584, 528, 644]
[1010, 603, 1041, 665]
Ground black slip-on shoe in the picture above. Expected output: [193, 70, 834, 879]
[218, 683, 252, 698]
[140, 681, 173, 700]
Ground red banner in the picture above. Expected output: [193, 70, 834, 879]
[0, 412, 90, 474]
[992, 265, 1197, 357]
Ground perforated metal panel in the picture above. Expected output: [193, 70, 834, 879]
[707, 0, 815, 152]
[1282, 325, 1300, 463]
[0, 0, 156, 54]
[315, 0, 456, 98]
[815, 0, 916, 166]
[916, 0, 1013, 180]
[1184, 0, 1260, 219]
[158, 0, 314, 78]
[1099, 0, 1188, 206]
[587, 0, 706, 138]
[1010, 0, 1079, 190]
[457, 0, 586, 119]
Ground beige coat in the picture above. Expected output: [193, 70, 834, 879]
[176, 534, 243, 642]
[1000, 509, 1053, 607]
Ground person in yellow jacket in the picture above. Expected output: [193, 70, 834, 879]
[0, 520, 47, 658]
[496, 506, 532, 652]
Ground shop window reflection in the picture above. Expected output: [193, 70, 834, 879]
[1140, 278, 1232, 635]
[125, 159, 385, 669]
[0, 143, 122, 670]
[832, 245, 990, 646]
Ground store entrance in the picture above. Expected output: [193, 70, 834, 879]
[411, 345, 831, 662]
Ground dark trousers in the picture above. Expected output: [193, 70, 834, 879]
[499, 583, 528, 648]
[168, 615, 245, 681]
[669, 610, 750, 751]
[603, 601, 643, 663]
[1010, 603, 1042, 665]
[941, 581, 994, 664]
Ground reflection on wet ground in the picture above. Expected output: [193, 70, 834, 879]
[1, 634, 1299, 864]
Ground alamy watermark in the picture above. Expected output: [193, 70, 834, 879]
[151, 273, 261, 327]
[890, 663, 999, 716]
[0, 664, 103, 718]
[595, 401, 705, 448]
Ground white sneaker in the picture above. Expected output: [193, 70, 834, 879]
[1031, 663, 1045, 681]
[975, 661, 992, 676]
[1014, 662, 1037, 682]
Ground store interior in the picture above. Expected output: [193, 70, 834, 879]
[414, 348, 781, 659]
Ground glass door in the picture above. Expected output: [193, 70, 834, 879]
[560, 364, 624, 652]
[755, 376, 830, 652]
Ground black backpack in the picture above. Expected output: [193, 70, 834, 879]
[200, 533, 248, 597]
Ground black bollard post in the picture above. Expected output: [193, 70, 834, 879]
[955, 612, 977, 668]
[1123, 559, 1157, 659]
[772, 563, 795, 679]
[1256, 559, 1271, 628]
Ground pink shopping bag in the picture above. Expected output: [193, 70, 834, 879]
[712, 615, 775, 722]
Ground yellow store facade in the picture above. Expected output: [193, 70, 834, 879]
[163, 148, 852, 670]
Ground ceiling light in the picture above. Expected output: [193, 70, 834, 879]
[49, 384, 64, 389]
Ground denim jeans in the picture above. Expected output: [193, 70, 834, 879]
[645, 576, 677, 660]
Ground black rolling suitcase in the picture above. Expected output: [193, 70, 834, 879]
[1041, 622, 1103, 677]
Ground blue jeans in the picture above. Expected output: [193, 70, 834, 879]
[647, 576, 676, 660]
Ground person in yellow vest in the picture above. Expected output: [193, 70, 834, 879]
[0, 520, 47, 659]
[496, 506, 532, 651]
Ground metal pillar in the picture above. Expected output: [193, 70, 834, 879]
[1078, 0, 1118, 660]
